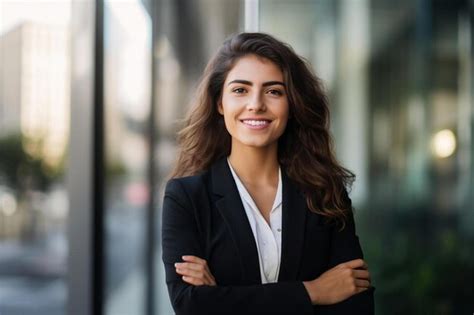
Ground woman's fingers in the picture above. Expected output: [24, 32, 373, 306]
[181, 255, 214, 274]
[354, 279, 371, 288]
[175, 255, 216, 286]
[176, 266, 203, 278]
[338, 258, 368, 270]
[176, 265, 213, 282]
[353, 269, 371, 281]
[175, 261, 214, 282]
[175, 262, 205, 272]
[305, 258, 372, 305]
[176, 267, 215, 285]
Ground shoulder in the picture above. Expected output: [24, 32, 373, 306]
[164, 170, 212, 200]
[164, 156, 228, 198]
[162, 171, 214, 221]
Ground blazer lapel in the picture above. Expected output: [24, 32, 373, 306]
[278, 170, 307, 281]
[211, 157, 262, 284]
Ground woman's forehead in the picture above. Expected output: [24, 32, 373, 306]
[225, 54, 284, 84]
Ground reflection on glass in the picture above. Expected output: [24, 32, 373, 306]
[260, 0, 474, 314]
[0, 1, 71, 314]
[151, 1, 243, 313]
[431, 129, 456, 158]
[103, 1, 151, 314]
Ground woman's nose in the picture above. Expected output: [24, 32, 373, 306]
[246, 93, 265, 112]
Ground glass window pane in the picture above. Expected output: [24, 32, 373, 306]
[103, 1, 152, 314]
[152, 1, 244, 313]
[260, 0, 474, 314]
[0, 1, 71, 314]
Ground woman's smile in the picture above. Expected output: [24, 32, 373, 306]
[240, 118, 272, 130]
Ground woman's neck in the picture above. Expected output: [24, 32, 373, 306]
[228, 144, 279, 187]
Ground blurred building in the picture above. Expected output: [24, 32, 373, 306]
[0, 22, 70, 167]
[0, 22, 69, 315]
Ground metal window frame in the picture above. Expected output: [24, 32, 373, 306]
[146, 0, 157, 314]
[68, 0, 104, 314]
[245, 0, 260, 31]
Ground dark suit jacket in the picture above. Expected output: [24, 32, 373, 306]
[162, 157, 375, 314]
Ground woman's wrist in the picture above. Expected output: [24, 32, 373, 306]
[302, 280, 319, 305]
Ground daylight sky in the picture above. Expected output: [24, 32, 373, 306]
[0, 0, 71, 36]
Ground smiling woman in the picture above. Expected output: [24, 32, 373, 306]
[162, 32, 374, 315]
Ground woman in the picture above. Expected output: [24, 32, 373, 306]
[162, 32, 374, 314]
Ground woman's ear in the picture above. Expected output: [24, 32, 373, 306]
[217, 102, 224, 115]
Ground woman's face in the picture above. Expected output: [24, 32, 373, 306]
[219, 54, 289, 151]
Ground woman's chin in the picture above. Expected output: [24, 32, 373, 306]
[234, 138, 278, 149]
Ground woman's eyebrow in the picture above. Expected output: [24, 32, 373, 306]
[227, 79, 285, 87]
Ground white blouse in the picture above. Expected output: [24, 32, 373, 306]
[227, 159, 282, 284]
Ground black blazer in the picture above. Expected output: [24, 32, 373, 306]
[162, 157, 375, 314]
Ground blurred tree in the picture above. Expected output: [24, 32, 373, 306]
[357, 207, 474, 315]
[0, 133, 63, 194]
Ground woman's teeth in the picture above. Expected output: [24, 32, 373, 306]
[242, 120, 269, 126]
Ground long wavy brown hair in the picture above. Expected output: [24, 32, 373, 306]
[170, 32, 355, 228]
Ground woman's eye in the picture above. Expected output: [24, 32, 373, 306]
[232, 87, 246, 94]
[268, 89, 283, 96]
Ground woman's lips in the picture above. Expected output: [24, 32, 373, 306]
[240, 119, 271, 130]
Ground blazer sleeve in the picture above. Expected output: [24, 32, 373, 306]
[161, 179, 314, 315]
[315, 191, 375, 315]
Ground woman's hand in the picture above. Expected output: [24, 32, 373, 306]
[175, 255, 217, 286]
[303, 258, 371, 305]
